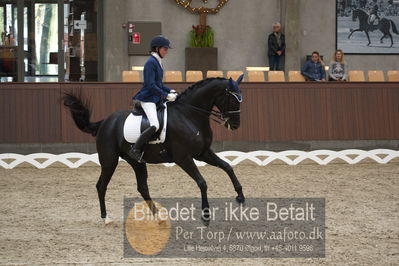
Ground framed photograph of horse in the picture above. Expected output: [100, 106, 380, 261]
[336, 0, 399, 54]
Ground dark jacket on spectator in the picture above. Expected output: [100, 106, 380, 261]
[301, 60, 326, 81]
[268, 32, 286, 56]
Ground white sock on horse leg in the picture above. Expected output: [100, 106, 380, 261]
[103, 215, 113, 225]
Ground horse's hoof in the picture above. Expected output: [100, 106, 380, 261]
[236, 195, 245, 204]
[201, 217, 210, 227]
[103, 216, 113, 225]
[158, 219, 168, 226]
[201, 210, 211, 227]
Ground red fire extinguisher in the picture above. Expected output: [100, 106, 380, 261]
[132, 32, 141, 44]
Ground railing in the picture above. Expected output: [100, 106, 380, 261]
[1, 82, 399, 143]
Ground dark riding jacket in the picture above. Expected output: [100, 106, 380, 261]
[133, 55, 172, 104]
[267, 32, 286, 56]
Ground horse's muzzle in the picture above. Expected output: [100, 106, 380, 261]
[225, 119, 240, 130]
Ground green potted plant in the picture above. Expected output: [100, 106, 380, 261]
[186, 25, 218, 75]
[174, 0, 231, 75]
[189, 25, 214, 47]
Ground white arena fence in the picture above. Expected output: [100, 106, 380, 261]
[0, 149, 399, 169]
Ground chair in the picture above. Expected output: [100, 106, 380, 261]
[348, 70, 365, 81]
[206, 70, 224, 78]
[247, 71, 265, 82]
[288, 71, 305, 82]
[268, 71, 285, 82]
[122, 70, 140, 82]
[227, 71, 244, 80]
[387, 70, 399, 82]
[164, 71, 183, 82]
[186, 71, 203, 82]
[368, 70, 385, 81]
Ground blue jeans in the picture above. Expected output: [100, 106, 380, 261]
[269, 55, 282, 71]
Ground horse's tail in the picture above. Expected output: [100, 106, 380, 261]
[63, 92, 103, 137]
[390, 20, 399, 34]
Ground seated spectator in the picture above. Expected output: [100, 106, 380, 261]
[301, 51, 326, 81]
[329, 49, 348, 81]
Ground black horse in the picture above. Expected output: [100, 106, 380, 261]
[348, 9, 399, 47]
[63, 76, 245, 225]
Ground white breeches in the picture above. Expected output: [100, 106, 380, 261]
[140, 101, 159, 130]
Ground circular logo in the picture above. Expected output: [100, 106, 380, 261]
[125, 200, 171, 255]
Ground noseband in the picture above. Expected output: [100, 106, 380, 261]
[220, 88, 242, 122]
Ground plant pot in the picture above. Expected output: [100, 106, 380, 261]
[185, 47, 218, 76]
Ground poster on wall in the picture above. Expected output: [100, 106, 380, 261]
[336, 0, 399, 54]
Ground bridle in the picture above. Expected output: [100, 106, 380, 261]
[181, 87, 243, 126]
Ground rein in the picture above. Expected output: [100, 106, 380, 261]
[180, 103, 226, 125]
[178, 88, 242, 126]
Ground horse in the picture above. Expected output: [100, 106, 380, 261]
[348, 9, 399, 47]
[63, 76, 246, 225]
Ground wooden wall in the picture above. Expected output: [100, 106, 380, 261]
[1, 82, 399, 143]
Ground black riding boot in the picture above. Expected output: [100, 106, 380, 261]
[129, 126, 157, 163]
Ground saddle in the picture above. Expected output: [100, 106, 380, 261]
[368, 14, 380, 26]
[131, 101, 166, 141]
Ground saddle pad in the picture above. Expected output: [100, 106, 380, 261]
[123, 104, 168, 144]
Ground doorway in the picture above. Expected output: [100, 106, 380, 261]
[0, 0, 101, 82]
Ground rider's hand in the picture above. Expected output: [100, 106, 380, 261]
[170, 90, 178, 96]
[166, 93, 177, 102]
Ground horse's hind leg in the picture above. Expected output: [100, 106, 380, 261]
[365, 31, 371, 45]
[197, 149, 245, 204]
[96, 150, 119, 223]
[389, 33, 393, 47]
[123, 157, 157, 215]
[380, 34, 386, 43]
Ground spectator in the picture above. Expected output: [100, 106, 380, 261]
[328, 49, 348, 81]
[267, 22, 286, 71]
[301, 51, 326, 81]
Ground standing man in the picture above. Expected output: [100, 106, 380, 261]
[267, 22, 286, 71]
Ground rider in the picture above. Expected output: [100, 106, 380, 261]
[129, 36, 177, 162]
[368, 0, 380, 25]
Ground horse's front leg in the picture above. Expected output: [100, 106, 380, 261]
[348, 28, 361, 39]
[196, 149, 245, 204]
[175, 157, 210, 226]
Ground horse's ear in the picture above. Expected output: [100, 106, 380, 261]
[236, 74, 244, 85]
[228, 77, 234, 87]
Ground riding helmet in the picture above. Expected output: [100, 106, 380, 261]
[150, 35, 172, 49]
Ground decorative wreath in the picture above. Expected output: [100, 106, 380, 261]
[174, 0, 230, 14]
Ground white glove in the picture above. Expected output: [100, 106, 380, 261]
[166, 93, 177, 102]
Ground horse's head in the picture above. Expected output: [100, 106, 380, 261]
[214, 74, 244, 130]
[352, 9, 365, 22]
[352, 9, 357, 21]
